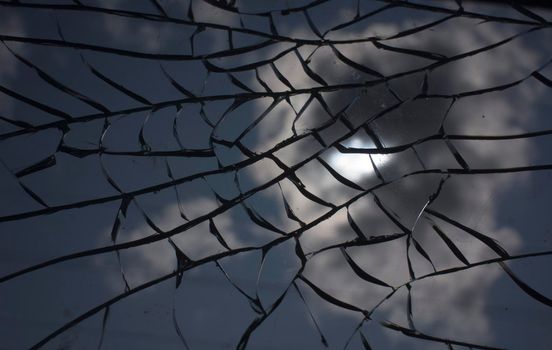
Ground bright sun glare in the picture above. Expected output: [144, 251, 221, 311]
[328, 138, 389, 182]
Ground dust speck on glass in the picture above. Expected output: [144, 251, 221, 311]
[0, 0, 551, 349]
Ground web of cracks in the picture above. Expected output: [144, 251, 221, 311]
[0, 0, 551, 349]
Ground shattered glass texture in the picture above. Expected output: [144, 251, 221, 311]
[0, 0, 552, 349]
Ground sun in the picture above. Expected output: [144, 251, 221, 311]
[328, 137, 389, 182]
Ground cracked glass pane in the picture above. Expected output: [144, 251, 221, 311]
[1, 1, 551, 349]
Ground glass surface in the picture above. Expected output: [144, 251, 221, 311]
[0, 1, 551, 349]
